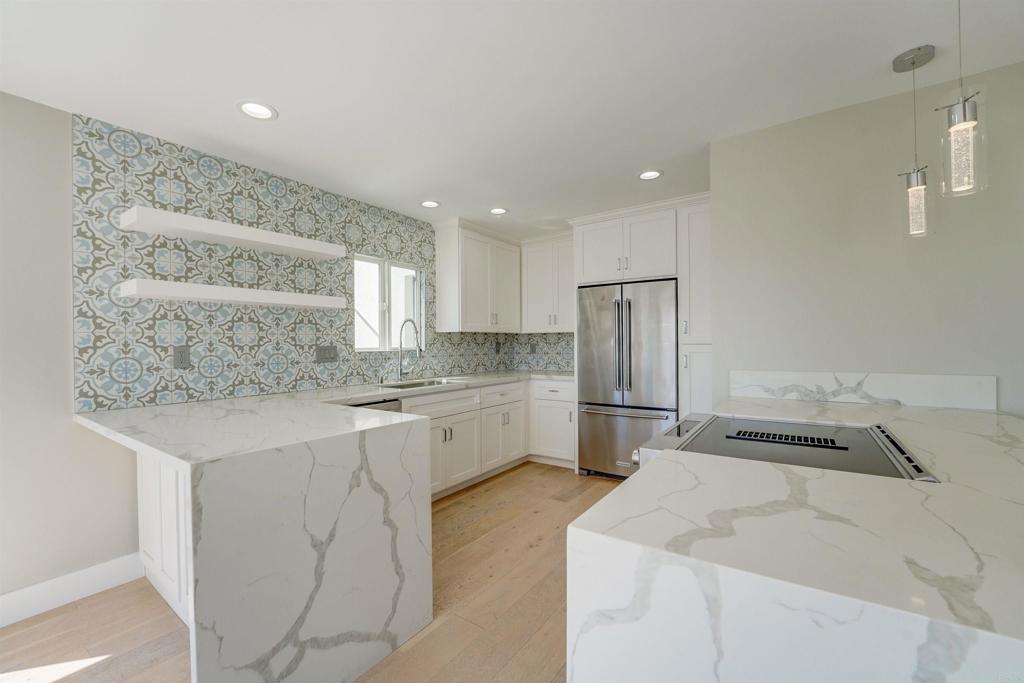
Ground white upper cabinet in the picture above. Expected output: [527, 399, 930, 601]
[521, 236, 575, 333]
[574, 210, 676, 284]
[522, 242, 553, 332]
[492, 241, 521, 332]
[459, 231, 493, 332]
[677, 208, 712, 345]
[575, 218, 624, 283]
[553, 238, 576, 332]
[436, 223, 521, 333]
[623, 210, 676, 279]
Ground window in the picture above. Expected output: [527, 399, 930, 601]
[353, 255, 424, 351]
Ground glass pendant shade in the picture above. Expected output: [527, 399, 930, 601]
[906, 170, 928, 237]
[940, 98, 987, 196]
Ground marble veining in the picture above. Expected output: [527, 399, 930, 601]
[74, 371, 573, 463]
[730, 370, 997, 410]
[192, 419, 431, 682]
[567, 397, 1024, 682]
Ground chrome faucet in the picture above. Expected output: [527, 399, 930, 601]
[397, 318, 421, 381]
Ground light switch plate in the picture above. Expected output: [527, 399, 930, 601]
[315, 345, 339, 364]
[172, 344, 191, 370]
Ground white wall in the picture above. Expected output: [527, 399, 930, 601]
[710, 61, 1024, 415]
[0, 92, 138, 597]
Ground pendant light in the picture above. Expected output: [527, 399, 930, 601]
[936, 0, 986, 196]
[893, 45, 934, 237]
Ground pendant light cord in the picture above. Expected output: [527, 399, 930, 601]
[957, 0, 965, 96]
[912, 58, 920, 168]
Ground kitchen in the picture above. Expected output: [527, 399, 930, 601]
[1, 2, 1023, 682]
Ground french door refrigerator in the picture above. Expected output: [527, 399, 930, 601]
[577, 279, 677, 477]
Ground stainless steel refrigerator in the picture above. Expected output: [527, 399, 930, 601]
[577, 279, 677, 477]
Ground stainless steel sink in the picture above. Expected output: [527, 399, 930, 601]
[379, 378, 464, 389]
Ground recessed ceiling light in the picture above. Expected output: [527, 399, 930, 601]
[421, 200, 440, 208]
[238, 101, 278, 120]
[638, 170, 662, 180]
[490, 208, 507, 215]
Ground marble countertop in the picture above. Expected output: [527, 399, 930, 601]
[73, 371, 574, 464]
[570, 397, 1024, 642]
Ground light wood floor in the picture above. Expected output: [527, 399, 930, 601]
[0, 463, 617, 683]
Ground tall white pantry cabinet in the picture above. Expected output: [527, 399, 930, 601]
[570, 194, 713, 416]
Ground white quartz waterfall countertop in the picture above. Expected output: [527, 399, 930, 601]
[570, 397, 1024, 643]
[73, 371, 573, 464]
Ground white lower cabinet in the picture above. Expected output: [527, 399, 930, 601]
[482, 401, 527, 474]
[430, 411, 482, 491]
[429, 422, 446, 493]
[680, 345, 714, 415]
[407, 379, 575, 496]
[529, 399, 575, 461]
[136, 446, 192, 623]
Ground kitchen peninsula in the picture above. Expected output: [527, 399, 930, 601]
[73, 370, 574, 682]
[74, 391, 434, 683]
[567, 397, 1024, 682]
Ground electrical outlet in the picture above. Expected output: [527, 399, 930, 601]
[172, 345, 191, 370]
[529, 342, 538, 354]
[315, 345, 339, 364]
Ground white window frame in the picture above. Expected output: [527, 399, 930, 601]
[353, 254, 424, 352]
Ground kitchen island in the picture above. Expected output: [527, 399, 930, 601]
[566, 397, 1024, 682]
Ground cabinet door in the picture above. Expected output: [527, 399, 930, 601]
[501, 402, 527, 460]
[444, 411, 482, 487]
[137, 449, 190, 623]
[529, 399, 574, 461]
[521, 242, 554, 332]
[429, 420, 446, 494]
[575, 219, 624, 284]
[480, 405, 505, 473]
[492, 241, 521, 332]
[624, 210, 676, 279]
[678, 209, 712, 345]
[553, 238, 576, 332]
[680, 346, 714, 415]
[460, 231, 492, 332]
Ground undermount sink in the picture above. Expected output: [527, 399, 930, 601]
[380, 378, 465, 389]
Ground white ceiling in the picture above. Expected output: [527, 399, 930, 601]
[3, 1, 1023, 240]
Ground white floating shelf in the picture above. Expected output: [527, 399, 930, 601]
[118, 206, 346, 261]
[114, 279, 347, 310]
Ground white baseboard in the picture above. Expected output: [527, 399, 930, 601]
[0, 552, 143, 628]
[526, 454, 575, 469]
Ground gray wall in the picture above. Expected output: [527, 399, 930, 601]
[711, 61, 1024, 415]
[1, 93, 138, 594]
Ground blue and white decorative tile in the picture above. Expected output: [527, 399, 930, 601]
[73, 115, 575, 412]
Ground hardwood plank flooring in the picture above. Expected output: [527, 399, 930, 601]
[0, 462, 617, 683]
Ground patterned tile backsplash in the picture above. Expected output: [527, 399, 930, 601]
[73, 116, 573, 411]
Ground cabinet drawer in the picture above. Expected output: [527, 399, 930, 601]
[531, 380, 576, 401]
[481, 381, 526, 408]
[401, 388, 480, 419]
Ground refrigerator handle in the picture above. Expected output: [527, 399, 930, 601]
[613, 298, 622, 391]
[624, 298, 632, 391]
